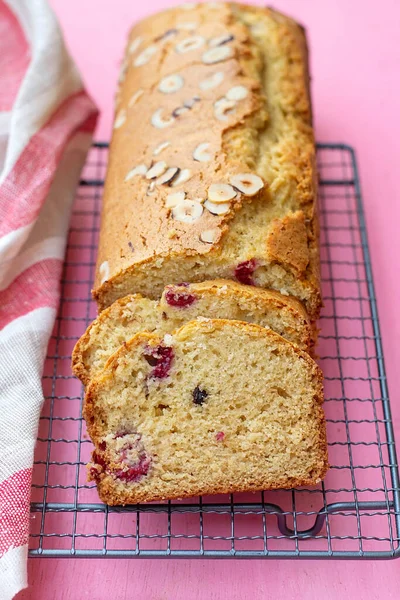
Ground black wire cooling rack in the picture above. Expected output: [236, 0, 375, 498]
[29, 142, 400, 559]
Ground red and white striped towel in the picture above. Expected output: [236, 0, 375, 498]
[0, 1, 98, 597]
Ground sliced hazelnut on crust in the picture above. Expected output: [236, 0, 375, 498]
[171, 168, 192, 187]
[214, 98, 236, 121]
[134, 45, 157, 67]
[128, 89, 144, 107]
[146, 181, 156, 196]
[193, 142, 212, 162]
[178, 22, 198, 31]
[166, 191, 186, 208]
[172, 200, 203, 223]
[208, 33, 234, 48]
[207, 183, 237, 203]
[156, 167, 180, 186]
[226, 85, 249, 101]
[175, 35, 205, 54]
[202, 45, 233, 64]
[146, 161, 168, 179]
[113, 109, 126, 129]
[99, 261, 110, 284]
[128, 37, 142, 55]
[153, 141, 171, 156]
[179, 2, 198, 9]
[184, 96, 201, 109]
[172, 106, 190, 117]
[229, 173, 264, 196]
[199, 71, 224, 91]
[204, 200, 231, 215]
[125, 164, 148, 181]
[151, 109, 175, 129]
[155, 29, 178, 43]
[159, 74, 184, 94]
[118, 59, 129, 84]
[200, 229, 219, 244]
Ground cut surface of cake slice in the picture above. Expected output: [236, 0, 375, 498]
[72, 280, 313, 385]
[84, 319, 328, 505]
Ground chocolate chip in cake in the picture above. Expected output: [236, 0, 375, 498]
[192, 386, 208, 405]
[128, 241, 134, 252]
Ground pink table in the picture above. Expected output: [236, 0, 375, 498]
[17, 0, 400, 598]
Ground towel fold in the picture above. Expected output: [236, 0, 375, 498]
[0, 1, 98, 597]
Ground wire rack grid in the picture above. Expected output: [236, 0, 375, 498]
[29, 142, 400, 559]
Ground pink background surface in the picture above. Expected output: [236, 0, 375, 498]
[17, 0, 400, 598]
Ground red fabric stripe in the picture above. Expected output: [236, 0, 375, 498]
[0, 258, 62, 329]
[0, 1, 30, 111]
[0, 468, 32, 557]
[0, 91, 98, 237]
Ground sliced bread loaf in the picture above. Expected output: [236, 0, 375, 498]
[84, 319, 328, 505]
[73, 280, 313, 385]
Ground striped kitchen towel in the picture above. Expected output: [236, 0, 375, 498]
[0, 0, 98, 597]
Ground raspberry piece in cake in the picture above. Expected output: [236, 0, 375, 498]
[164, 286, 197, 307]
[114, 454, 151, 482]
[234, 259, 257, 285]
[143, 344, 174, 378]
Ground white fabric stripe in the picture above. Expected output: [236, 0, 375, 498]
[0, 113, 11, 135]
[0, 306, 55, 484]
[0, 132, 91, 271]
[0, 0, 83, 183]
[0, 236, 65, 290]
[0, 546, 28, 600]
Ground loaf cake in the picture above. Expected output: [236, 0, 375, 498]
[93, 2, 321, 319]
[84, 319, 328, 505]
[73, 280, 313, 385]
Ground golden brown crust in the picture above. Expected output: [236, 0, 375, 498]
[84, 319, 328, 505]
[92, 3, 321, 319]
[266, 210, 309, 277]
[73, 280, 314, 386]
[72, 294, 149, 386]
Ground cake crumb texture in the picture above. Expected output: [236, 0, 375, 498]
[84, 319, 328, 505]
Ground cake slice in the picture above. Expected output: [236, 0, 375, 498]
[84, 319, 328, 505]
[73, 280, 313, 385]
